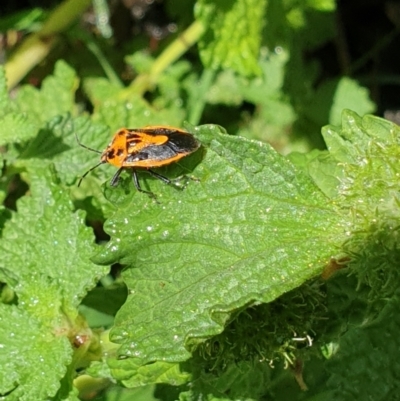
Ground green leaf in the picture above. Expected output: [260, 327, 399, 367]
[181, 360, 274, 400]
[206, 49, 299, 151]
[288, 149, 344, 199]
[79, 304, 115, 328]
[205, 69, 243, 106]
[0, 61, 79, 147]
[83, 77, 122, 107]
[322, 111, 400, 216]
[195, 0, 266, 76]
[0, 304, 72, 401]
[125, 51, 154, 75]
[0, 163, 107, 311]
[90, 91, 184, 133]
[14, 60, 78, 125]
[0, 111, 39, 146]
[14, 114, 114, 192]
[93, 124, 346, 377]
[317, 280, 400, 401]
[107, 358, 191, 387]
[0, 67, 39, 146]
[103, 384, 159, 401]
[82, 283, 128, 317]
[0, 164, 109, 398]
[304, 77, 375, 127]
[0, 7, 45, 31]
[207, 48, 293, 121]
[329, 77, 376, 125]
[306, 0, 336, 11]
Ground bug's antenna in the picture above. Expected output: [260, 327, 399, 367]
[75, 132, 102, 154]
[78, 161, 104, 187]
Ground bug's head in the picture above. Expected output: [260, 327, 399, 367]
[101, 129, 130, 167]
[101, 143, 128, 167]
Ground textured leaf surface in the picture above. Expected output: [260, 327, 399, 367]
[273, 111, 400, 399]
[320, 111, 400, 219]
[107, 358, 191, 388]
[14, 60, 78, 124]
[0, 164, 107, 309]
[0, 61, 78, 146]
[0, 304, 71, 401]
[195, 0, 266, 76]
[93, 125, 347, 374]
[0, 67, 38, 145]
[0, 165, 108, 399]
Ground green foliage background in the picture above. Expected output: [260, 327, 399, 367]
[0, 0, 399, 400]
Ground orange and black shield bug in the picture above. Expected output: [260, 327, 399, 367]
[76, 126, 200, 198]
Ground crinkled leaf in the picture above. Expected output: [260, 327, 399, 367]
[319, 111, 400, 214]
[15, 112, 120, 219]
[0, 61, 78, 146]
[14, 60, 78, 125]
[0, 163, 108, 313]
[0, 165, 109, 399]
[0, 304, 72, 401]
[0, 111, 39, 146]
[195, 0, 266, 76]
[108, 358, 191, 387]
[291, 112, 400, 236]
[93, 124, 346, 377]
[20, 114, 111, 184]
[0, 67, 38, 145]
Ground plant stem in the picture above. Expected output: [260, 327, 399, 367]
[117, 20, 206, 100]
[86, 39, 123, 88]
[5, 0, 92, 90]
[187, 68, 215, 125]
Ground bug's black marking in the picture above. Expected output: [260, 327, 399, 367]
[107, 148, 115, 159]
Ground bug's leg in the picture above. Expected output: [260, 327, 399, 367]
[147, 169, 172, 185]
[110, 167, 124, 186]
[132, 170, 158, 200]
[148, 169, 198, 190]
